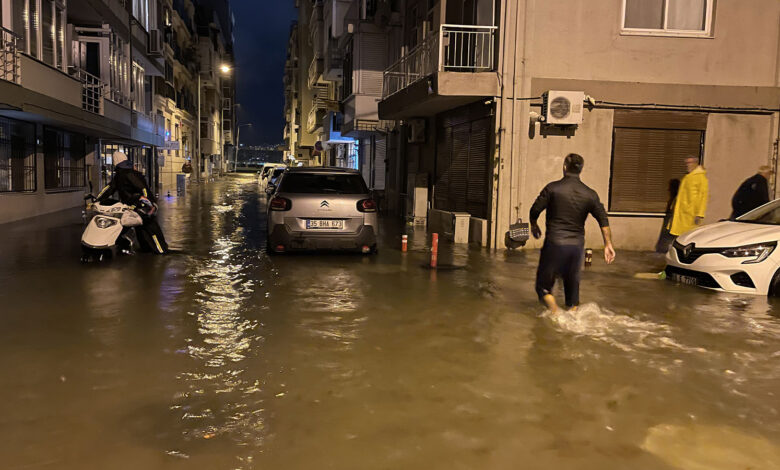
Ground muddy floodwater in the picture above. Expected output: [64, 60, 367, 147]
[1, 175, 780, 469]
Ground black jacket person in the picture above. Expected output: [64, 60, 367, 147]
[731, 166, 773, 219]
[97, 152, 168, 254]
[529, 153, 615, 313]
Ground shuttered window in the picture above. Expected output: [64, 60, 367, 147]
[609, 110, 707, 213]
[434, 102, 492, 219]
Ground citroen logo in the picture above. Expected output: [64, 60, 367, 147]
[682, 243, 694, 258]
[320, 200, 329, 208]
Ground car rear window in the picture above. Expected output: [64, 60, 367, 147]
[279, 173, 368, 194]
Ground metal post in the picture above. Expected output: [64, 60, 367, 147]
[235, 125, 241, 173]
[196, 73, 201, 183]
[431, 233, 439, 268]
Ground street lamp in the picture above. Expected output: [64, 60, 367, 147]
[195, 63, 233, 183]
[235, 123, 253, 172]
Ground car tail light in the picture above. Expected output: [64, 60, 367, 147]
[357, 199, 377, 213]
[269, 197, 292, 211]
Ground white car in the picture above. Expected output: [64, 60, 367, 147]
[665, 200, 780, 296]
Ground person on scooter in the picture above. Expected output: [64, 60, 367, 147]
[96, 151, 169, 254]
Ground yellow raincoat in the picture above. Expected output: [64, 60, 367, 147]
[670, 166, 709, 236]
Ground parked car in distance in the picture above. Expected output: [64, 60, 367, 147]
[665, 199, 780, 295]
[266, 167, 378, 254]
[259, 163, 286, 191]
[265, 167, 286, 197]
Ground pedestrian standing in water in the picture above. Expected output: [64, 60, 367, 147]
[731, 165, 773, 219]
[530, 153, 616, 314]
[655, 178, 680, 254]
[669, 155, 708, 237]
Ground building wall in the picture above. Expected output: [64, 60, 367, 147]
[520, 108, 777, 251]
[530, 0, 780, 87]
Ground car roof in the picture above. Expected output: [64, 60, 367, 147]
[284, 166, 361, 175]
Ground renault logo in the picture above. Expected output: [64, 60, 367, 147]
[682, 243, 694, 258]
[320, 200, 329, 208]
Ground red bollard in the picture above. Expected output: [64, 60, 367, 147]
[431, 233, 439, 268]
[402, 234, 408, 252]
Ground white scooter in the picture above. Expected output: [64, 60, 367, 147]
[81, 195, 144, 262]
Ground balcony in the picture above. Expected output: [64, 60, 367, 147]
[323, 39, 343, 82]
[379, 25, 499, 120]
[71, 68, 107, 115]
[308, 56, 324, 89]
[0, 27, 20, 84]
[307, 99, 327, 134]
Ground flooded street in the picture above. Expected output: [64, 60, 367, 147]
[2, 174, 780, 469]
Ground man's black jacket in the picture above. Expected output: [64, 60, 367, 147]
[530, 174, 610, 246]
[731, 174, 769, 219]
[97, 167, 156, 205]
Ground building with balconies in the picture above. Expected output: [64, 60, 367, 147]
[375, 0, 780, 250]
[0, 0, 168, 224]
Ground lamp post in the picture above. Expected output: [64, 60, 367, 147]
[196, 64, 232, 183]
[235, 123, 252, 171]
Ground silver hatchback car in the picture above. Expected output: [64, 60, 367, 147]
[266, 167, 378, 253]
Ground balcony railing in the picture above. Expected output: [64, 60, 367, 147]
[1, 27, 21, 84]
[307, 98, 327, 133]
[308, 56, 324, 88]
[71, 68, 107, 115]
[382, 24, 496, 99]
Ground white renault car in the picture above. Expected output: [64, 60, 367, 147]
[665, 200, 780, 296]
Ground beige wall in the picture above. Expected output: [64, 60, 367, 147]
[531, 0, 780, 87]
[518, 108, 779, 251]
[704, 113, 775, 223]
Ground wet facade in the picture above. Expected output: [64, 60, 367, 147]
[1, 175, 780, 469]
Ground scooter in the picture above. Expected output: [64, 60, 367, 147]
[80, 194, 144, 262]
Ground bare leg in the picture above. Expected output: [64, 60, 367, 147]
[543, 294, 559, 314]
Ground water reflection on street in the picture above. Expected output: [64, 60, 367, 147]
[1, 174, 779, 469]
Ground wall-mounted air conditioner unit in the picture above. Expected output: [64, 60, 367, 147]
[408, 119, 426, 143]
[148, 29, 163, 56]
[541, 91, 584, 125]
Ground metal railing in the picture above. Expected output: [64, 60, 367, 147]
[0, 163, 36, 192]
[383, 24, 497, 99]
[308, 56, 323, 88]
[71, 68, 107, 115]
[1, 27, 21, 84]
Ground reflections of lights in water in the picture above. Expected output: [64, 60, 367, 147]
[169, 181, 267, 465]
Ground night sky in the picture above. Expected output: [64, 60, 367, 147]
[232, 1, 297, 146]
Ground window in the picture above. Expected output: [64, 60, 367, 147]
[622, 0, 713, 36]
[609, 110, 707, 214]
[133, 0, 150, 31]
[279, 173, 368, 194]
[11, 0, 66, 69]
[44, 128, 87, 190]
[0, 117, 36, 193]
[131, 62, 146, 113]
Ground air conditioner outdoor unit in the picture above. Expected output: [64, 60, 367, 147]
[148, 29, 163, 56]
[408, 119, 426, 143]
[541, 91, 584, 125]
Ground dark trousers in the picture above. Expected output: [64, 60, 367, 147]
[535, 242, 584, 308]
[135, 217, 168, 254]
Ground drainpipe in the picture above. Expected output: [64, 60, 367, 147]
[491, 0, 512, 249]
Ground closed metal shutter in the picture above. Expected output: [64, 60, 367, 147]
[361, 139, 371, 186]
[359, 33, 385, 96]
[373, 136, 386, 190]
[610, 110, 706, 213]
[434, 103, 492, 219]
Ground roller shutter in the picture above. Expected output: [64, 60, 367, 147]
[610, 110, 706, 213]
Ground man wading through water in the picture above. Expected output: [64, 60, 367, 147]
[530, 154, 616, 313]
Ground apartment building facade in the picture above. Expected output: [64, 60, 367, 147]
[0, 0, 236, 224]
[0, 0, 168, 224]
[375, 0, 780, 250]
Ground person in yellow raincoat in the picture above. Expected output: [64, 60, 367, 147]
[670, 156, 709, 236]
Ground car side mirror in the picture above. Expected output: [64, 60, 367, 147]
[265, 183, 276, 195]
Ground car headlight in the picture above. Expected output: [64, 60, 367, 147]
[721, 242, 777, 264]
[95, 216, 118, 229]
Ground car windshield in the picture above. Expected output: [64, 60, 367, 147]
[279, 173, 368, 194]
[736, 200, 780, 225]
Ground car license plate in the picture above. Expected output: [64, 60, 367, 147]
[306, 219, 344, 229]
[671, 273, 698, 286]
